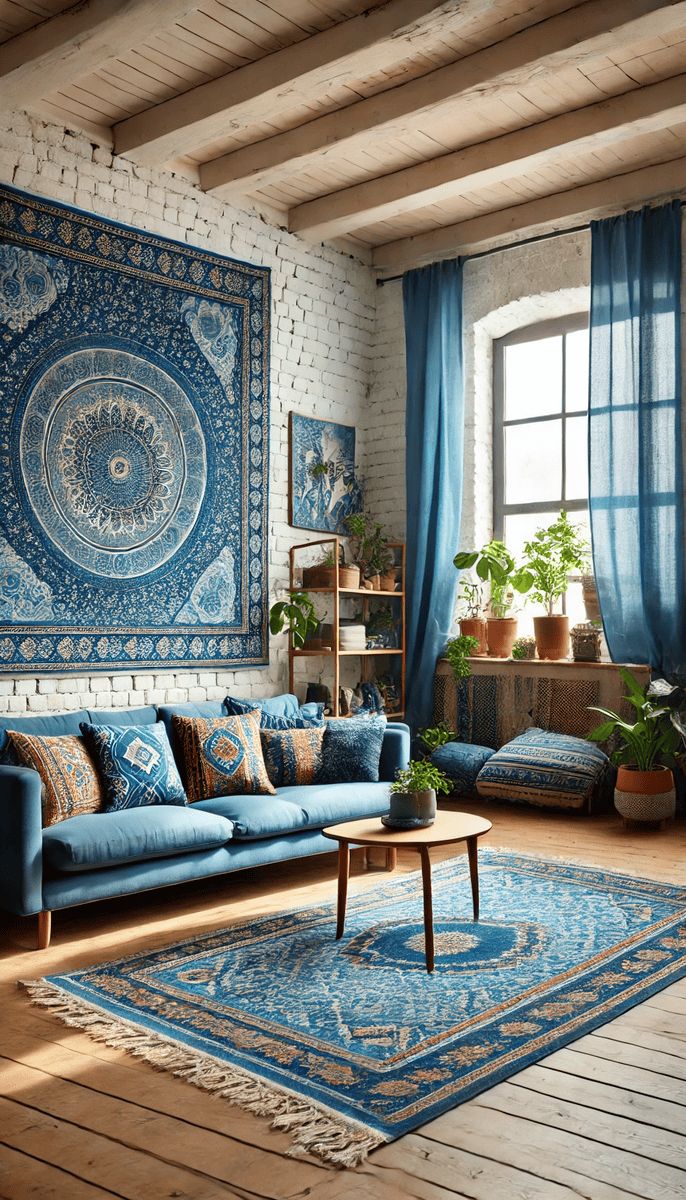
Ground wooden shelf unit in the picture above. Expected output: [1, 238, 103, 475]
[288, 536, 406, 719]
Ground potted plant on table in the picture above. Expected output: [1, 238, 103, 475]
[454, 540, 531, 658]
[517, 511, 590, 660]
[588, 668, 680, 824]
[456, 575, 488, 654]
[384, 759, 452, 829]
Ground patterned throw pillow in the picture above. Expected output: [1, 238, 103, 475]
[475, 727, 609, 810]
[261, 725, 326, 787]
[7, 731, 103, 827]
[225, 695, 323, 730]
[317, 716, 387, 784]
[173, 710, 275, 803]
[81, 721, 187, 811]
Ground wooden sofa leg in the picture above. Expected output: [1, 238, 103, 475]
[37, 910, 51, 950]
[386, 847, 397, 872]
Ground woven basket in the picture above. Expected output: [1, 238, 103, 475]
[338, 565, 360, 589]
[615, 765, 676, 822]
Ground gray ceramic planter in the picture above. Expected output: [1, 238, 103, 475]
[384, 788, 437, 829]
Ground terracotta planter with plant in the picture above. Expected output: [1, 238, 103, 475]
[384, 760, 451, 829]
[486, 616, 518, 658]
[459, 617, 488, 655]
[344, 512, 393, 588]
[454, 540, 530, 658]
[588, 668, 680, 825]
[517, 512, 590, 661]
[455, 576, 488, 655]
[302, 548, 337, 590]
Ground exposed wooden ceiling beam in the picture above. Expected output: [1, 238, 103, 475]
[289, 74, 686, 240]
[372, 155, 686, 273]
[200, 0, 686, 200]
[0, 0, 198, 109]
[114, 0, 457, 167]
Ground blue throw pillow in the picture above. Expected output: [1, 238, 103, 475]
[225, 693, 300, 720]
[317, 717, 387, 784]
[225, 696, 324, 731]
[81, 721, 187, 811]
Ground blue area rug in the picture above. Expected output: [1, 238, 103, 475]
[25, 851, 686, 1165]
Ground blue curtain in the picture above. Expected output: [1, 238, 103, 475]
[403, 259, 465, 730]
[589, 201, 685, 679]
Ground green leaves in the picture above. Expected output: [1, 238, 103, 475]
[445, 634, 479, 681]
[269, 590, 320, 649]
[418, 722, 456, 753]
[588, 669, 681, 770]
[454, 540, 529, 617]
[391, 759, 452, 796]
[520, 511, 590, 615]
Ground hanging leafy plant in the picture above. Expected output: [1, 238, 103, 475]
[444, 634, 479, 681]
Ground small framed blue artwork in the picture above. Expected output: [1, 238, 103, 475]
[289, 413, 362, 533]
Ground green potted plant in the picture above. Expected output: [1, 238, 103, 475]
[511, 636, 536, 660]
[444, 633, 479, 682]
[454, 540, 531, 658]
[517, 511, 590, 660]
[418, 722, 456, 756]
[344, 513, 393, 589]
[456, 575, 487, 655]
[269, 590, 322, 649]
[384, 759, 452, 828]
[588, 668, 679, 824]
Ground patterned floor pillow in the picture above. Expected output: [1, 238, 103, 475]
[173, 710, 275, 802]
[81, 721, 187, 811]
[475, 727, 609, 810]
[431, 742, 495, 796]
[7, 731, 103, 826]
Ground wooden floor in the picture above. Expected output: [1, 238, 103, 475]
[0, 800, 684, 1200]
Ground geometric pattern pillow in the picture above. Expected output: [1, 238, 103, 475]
[260, 725, 326, 787]
[80, 721, 187, 811]
[6, 731, 103, 827]
[475, 727, 609, 811]
[172, 710, 275, 803]
[316, 716, 387, 784]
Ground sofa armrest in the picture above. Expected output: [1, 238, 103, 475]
[0, 764, 43, 916]
[379, 722, 411, 783]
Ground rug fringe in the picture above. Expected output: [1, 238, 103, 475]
[20, 978, 386, 1167]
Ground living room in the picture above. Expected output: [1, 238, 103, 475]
[0, 2, 684, 1197]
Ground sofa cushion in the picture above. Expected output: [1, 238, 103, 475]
[431, 742, 495, 795]
[173, 711, 275, 802]
[43, 806, 234, 872]
[281, 781, 391, 829]
[0, 709, 90, 759]
[475, 727, 609, 810]
[261, 725, 326, 787]
[317, 717, 387, 784]
[226, 695, 322, 730]
[194, 794, 307, 840]
[226, 693, 300, 719]
[87, 706, 157, 727]
[81, 721, 187, 810]
[7, 731, 103, 826]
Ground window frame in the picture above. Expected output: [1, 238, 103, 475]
[493, 312, 590, 541]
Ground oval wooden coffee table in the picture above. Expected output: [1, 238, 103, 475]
[323, 810, 492, 973]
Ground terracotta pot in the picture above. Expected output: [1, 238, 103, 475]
[379, 569, 397, 592]
[459, 617, 488, 656]
[615, 765, 676, 823]
[533, 614, 570, 660]
[385, 788, 437, 829]
[367, 573, 381, 591]
[486, 616, 518, 658]
[302, 565, 335, 589]
[338, 564, 360, 589]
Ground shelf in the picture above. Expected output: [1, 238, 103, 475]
[297, 587, 403, 596]
[293, 649, 334, 656]
[338, 649, 403, 656]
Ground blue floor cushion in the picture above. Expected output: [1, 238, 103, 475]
[43, 806, 234, 872]
[475, 727, 609, 810]
[431, 742, 495, 795]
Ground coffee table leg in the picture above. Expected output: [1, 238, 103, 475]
[419, 846, 434, 973]
[336, 840, 350, 939]
[467, 836, 480, 920]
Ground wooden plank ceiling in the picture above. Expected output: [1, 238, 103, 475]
[2, 0, 686, 271]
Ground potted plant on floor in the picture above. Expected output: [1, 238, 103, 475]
[517, 511, 590, 660]
[384, 759, 452, 829]
[588, 668, 680, 824]
[454, 540, 531, 658]
[456, 576, 487, 654]
[269, 590, 322, 649]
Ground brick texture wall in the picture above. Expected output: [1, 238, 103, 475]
[0, 110, 377, 714]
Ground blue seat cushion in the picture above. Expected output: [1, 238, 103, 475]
[87, 706, 157, 727]
[475, 727, 609, 810]
[194, 794, 307, 839]
[281, 781, 391, 829]
[43, 806, 234, 872]
[431, 742, 495, 795]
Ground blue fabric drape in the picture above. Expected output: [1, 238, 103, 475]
[589, 201, 685, 679]
[403, 259, 465, 730]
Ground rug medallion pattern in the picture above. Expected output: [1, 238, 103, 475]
[0, 184, 270, 671]
[30, 852, 686, 1157]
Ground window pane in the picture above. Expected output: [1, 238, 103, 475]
[505, 420, 562, 505]
[504, 335, 562, 420]
[565, 327, 589, 411]
[565, 414, 588, 501]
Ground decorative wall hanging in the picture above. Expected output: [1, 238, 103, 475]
[289, 412, 361, 533]
[0, 185, 270, 673]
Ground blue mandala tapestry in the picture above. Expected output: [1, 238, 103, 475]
[25, 851, 686, 1165]
[0, 184, 270, 672]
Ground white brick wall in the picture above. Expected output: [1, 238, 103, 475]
[0, 110, 377, 713]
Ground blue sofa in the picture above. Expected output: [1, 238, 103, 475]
[0, 697, 410, 948]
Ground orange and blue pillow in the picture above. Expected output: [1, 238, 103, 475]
[172, 710, 275, 803]
[81, 721, 187, 811]
[7, 730, 104, 827]
[261, 725, 326, 787]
